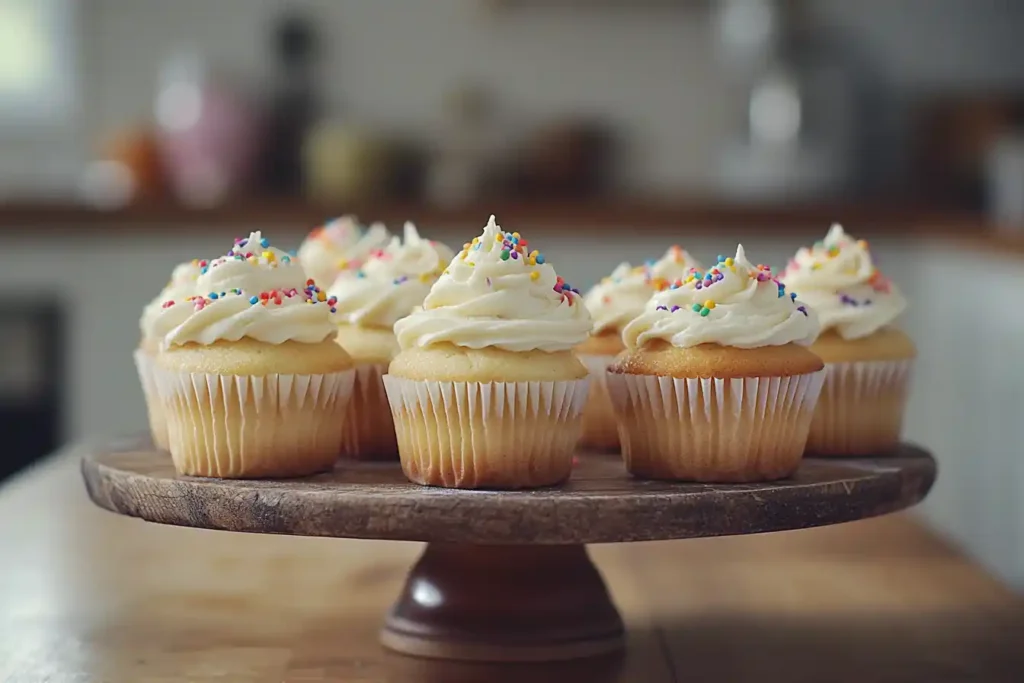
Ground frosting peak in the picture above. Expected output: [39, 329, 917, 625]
[329, 222, 455, 328]
[393, 215, 592, 352]
[196, 230, 307, 294]
[584, 246, 703, 334]
[781, 224, 907, 340]
[297, 216, 392, 285]
[622, 244, 819, 350]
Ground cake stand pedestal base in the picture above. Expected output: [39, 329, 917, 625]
[381, 544, 624, 662]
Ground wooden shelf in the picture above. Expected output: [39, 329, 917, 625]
[2, 198, 1022, 259]
[0, 197, 985, 232]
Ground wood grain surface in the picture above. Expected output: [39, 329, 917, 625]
[2, 445, 1022, 681]
[81, 440, 936, 544]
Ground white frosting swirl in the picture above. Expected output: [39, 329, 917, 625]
[781, 224, 907, 340]
[196, 230, 307, 294]
[394, 215, 592, 352]
[328, 222, 454, 328]
[140, 260, 202, 340]
[153, 290, 337, 348]
[584, 246, 702, 334]
[155, 231, 337, 348]
[622, 245, 819, 350]
[297, 216, 391, 286]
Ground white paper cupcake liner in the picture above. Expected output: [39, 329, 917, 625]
[606, 370, 825, 482]
[152, 366, 356, 478]
[382, 375, 590, 489]
[340, 362, 398, 460]
[578, 354, 620, 452]
[807, 359, 914, 456]
[134, 348, 169, 451]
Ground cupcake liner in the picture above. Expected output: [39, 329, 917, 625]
[152, 366, 356, 478]
[606, 370, 825, 482]
[340, 363, 398, 461]
[382, 376, 590, 489]
[578, 354, 620, 452]
[134, 349, 169, 451]
[806, 359, 913, 456]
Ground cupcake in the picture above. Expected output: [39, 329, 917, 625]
[578, 246, 702, 451]
[607, 245, 825, 482]
[781, 224, 914, 455]
[384, 215, 592, 489]
[328, 222, 454, 460]
[150, 231, 356, 478]
[297, 215, 391, 287]
[136, 260, 202, 450]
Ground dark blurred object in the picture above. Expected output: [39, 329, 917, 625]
[155, 53, 264, 207]
[913, 97, 1024, 210]
[427, 84, 501, 206]
[260, 11, 322, 195]
[986, 131, 1024, 231]
[382, 139, 429, 201]
[0, 301, 62, 483]
[508, 121, 613, 199]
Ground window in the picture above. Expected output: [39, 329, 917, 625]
[0, 0, 75, 124]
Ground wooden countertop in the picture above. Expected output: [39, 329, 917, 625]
[2, 448, 1022, 682]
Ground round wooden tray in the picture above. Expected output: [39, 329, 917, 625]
[82, 438, 935, 663]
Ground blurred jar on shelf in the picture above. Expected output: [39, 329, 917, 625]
[79, 127, 167, 209]
[302, 122, 388, 204]
[153, 52, 264, 208]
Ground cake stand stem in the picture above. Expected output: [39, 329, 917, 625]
[381, 543, 625, 662]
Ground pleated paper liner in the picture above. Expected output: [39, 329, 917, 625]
[578, 354, 620, 452]
[607, 370, 825, 482]
[382, 376, 590, 489]
[340, 363, 398, 460]
[153, 367, 356, 478]
[134, 349, 169, 451]
[806, 360, 913, 456]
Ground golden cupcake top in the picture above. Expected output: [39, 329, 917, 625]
[622, 245, 819, 350]
[151, 231, 339, 348]
[583, 246, 702, 334]
[328, 222, 454, 329]
[781, 224, 907, 340]
[297, 216, 391, 286]
[393, 215, 592, 352]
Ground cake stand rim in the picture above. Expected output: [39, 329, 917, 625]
[80, 438, 936, 545]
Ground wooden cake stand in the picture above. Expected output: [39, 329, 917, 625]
[81, 439, 935, 663]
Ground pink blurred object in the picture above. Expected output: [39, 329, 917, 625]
[155, 53, 263, 207]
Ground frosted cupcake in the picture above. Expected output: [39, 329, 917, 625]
[328, 222, 454, 460]
[297, 215, 391, 287]
[151, 231, 356, 478]
[781, 224, 914, 455]
[579, 246, 702, 451]
[385, 215, 592, 489]
[136, 260, 202, 450]
[608, 246, 825, 482]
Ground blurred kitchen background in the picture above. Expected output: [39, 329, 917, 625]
[1, 0, 1023, 588]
